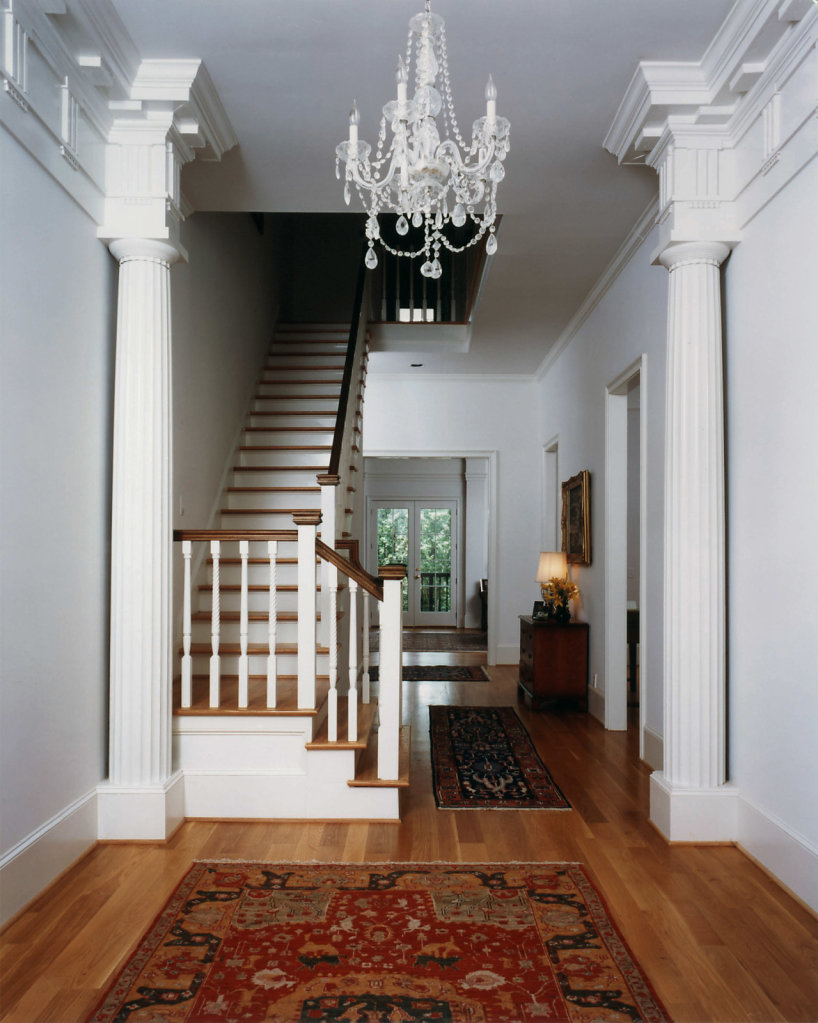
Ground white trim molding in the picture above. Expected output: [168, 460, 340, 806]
[738, 796, 818, 913]
[0, 0, 237, 232]
[0, 788, 98, 927]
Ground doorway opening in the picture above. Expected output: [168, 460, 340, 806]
[371, 500, 459, 627]
[604, 357, 647, 756]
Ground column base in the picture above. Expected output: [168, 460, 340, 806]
[97, 771, 185, 840]
[650, 771, 739, 842]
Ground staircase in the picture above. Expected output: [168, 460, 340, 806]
[173, 323, 409, 821]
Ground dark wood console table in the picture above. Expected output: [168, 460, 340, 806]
[518, 615, 589, 711]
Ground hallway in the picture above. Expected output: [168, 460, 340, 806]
[1, 667, 816, 1022]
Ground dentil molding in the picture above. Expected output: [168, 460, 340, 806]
[1, 0, 236, 235]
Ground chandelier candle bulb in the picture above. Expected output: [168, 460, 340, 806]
[348, 103, 359, 146]
[397, 57, 408, 106]
[486, 74, 497, 123]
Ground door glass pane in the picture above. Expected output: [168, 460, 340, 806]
[419, 507, 452, 613]
[376, 507, 409, 611]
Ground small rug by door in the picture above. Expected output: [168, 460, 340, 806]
[88, 861, 670, 1023]
[430, 705, 571, 809]
[369, 629, 488, 651]
[369, 664, 489, 682]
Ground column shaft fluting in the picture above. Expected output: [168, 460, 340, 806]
[660, 241, 729, 792]
[108, 239, 179, 787]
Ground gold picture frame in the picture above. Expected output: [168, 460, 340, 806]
[561, 470, 591, 565]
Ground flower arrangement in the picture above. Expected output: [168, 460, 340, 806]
[540, 576, 580, 622]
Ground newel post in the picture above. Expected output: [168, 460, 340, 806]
[294, 511, 322, 709]
[377, 565, 405, 780]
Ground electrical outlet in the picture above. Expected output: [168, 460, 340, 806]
[592, 673, 599, 688]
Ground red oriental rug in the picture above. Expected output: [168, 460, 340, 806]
[87, 861, 671, 1023]
[430, 705, 571, 809]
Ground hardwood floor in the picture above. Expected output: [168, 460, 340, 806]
[2, 664, 816, 1022]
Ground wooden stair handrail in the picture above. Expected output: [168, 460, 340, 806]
[316, 538, 383, 602]
[174, 529, 298, 542]
[327, 245, 368, 478]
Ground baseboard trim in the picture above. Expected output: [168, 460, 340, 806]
[642, 725, 664, 771]
[737, 795, 818, 915]
[496, 645, 518, 665]
[587, 686, 605, 723]
[0, 788, 98, 928]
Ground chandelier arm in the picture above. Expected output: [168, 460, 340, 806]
[438, 138, 498, 179]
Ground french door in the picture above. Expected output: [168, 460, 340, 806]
[370, 500, 458, 626]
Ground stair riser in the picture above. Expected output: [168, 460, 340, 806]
[189, 652, 325, 674]
[251, 397, 340, 414]
[219, 511, 325, 529]
[231, 469, 323, 487]
[197, 589, 304, 614]
[226, 490, 321, 511]
[206, 561, 299, 586]
[238, 448, 331, 467]
[248, 413, 336, 429]
[191, 620, 300, 645]
[256, 382, 343, 396]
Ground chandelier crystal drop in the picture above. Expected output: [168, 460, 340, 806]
[335, 0, 510, 279]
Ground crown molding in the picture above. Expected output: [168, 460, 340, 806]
[535, 198, 659, 382]
[603, 0, 815, 165]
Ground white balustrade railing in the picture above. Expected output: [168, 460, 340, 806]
[173, 519, 405, 781]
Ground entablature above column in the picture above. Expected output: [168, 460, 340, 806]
[1, 0, 237, 237]
[604, 0, 817, 245]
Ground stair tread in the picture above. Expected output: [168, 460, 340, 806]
[227, 486, 321, 493]
[306, 698, 376, 750]
[255, 394, 341, 400]
[174, 676, 330, 716]
[220, 508, 320, 515]
[198, 583, 308, 592]
[239, 444, 331, 450]
[348, 725, 411, 788]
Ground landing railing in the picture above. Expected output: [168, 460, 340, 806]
[174, 517, 406, 780]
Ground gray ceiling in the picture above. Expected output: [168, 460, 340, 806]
[111, 0, 735, 375]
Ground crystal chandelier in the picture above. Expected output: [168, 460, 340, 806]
[335, 0, 510, 280]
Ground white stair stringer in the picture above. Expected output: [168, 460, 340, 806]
[176, 324, 398, 820]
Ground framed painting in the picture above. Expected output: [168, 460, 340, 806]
[561, 470, 591, 565]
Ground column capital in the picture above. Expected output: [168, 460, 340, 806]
[656, 240, 732, 272]
[108, 237, 186, 267]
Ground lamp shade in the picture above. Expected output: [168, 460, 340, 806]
[536, 551, 567, 582]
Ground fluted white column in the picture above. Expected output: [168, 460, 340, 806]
[651, 240, 738, 841]
[98, 238, 184, 840]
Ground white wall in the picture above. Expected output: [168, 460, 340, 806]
[0, 132, 284, 923]
[363, 376, 539, 661]
[537, 228, 667, 740]
[0, 127, 117, 922]
[173, 213, 282, 533]
[725, 158, 818, 882]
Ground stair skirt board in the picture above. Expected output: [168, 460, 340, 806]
[180, 772, 400, 821]
[173, 719, 400, 820]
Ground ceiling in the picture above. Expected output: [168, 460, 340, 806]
[110, 0, 735, 376]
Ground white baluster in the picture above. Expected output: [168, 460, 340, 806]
[295, 512, 319, 708]
[209, 540, 221, 708]
[328, 563, 338, 742]
[267, 540, 278, 708]
[181, 540, 192, 708]
[362, 590, 371, 704]
[348, 578, 358, 742]
[238, 539, 249, 708]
